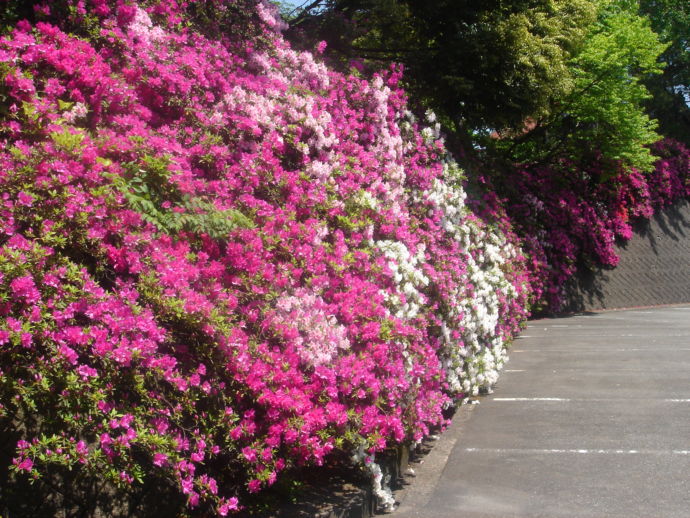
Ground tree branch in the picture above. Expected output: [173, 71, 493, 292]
[287, 0, 327, 27]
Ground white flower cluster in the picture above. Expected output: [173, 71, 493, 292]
[219, 85, 280, 132]
[456, 221, 517, 395]
[353, 189, 380, 211]
[422, 163, 519, 396]
[360, 77, 410, 217]
[256, 0, 289, 33]
[421, 109, 442, 144]
[423, 168, 467, 234]
[465, 342, 507, 394]
[302, 105, 339, 153]
[375, 240, 429, 320]
[399, 110, 417, 153]
[351, 446, 396, 513]
[243, 42, 338, 158]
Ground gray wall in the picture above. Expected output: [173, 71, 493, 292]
[563, 200, 690, 312]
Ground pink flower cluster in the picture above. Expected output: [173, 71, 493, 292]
[0, 1, 529, 514]
[483, 140, 690, 311]
[268, 287, 351, 367]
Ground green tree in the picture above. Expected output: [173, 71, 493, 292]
[639, 0, 690, 144]
[288, 0, 597, 134]
[506, 0, 667, 174]
[288, 0, 667, 175]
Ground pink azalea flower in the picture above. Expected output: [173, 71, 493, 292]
[16, 191, 34, 207]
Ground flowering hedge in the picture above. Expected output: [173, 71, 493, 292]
[0, 1, 531, 514]
[484, 139, 690, 311]
[3, 0, 686, 513]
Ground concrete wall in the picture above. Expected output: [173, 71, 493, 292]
[564, 200, 690, 312]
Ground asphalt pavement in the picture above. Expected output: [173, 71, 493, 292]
[394, 305, 690, 518]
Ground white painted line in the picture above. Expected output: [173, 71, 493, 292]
[507, 347, 690, 352]
[540, 368, 688, 373]
[554, 335, 690, 339]
[613, 348, 690, 351]
[493, 398, 570, 402]
[604, 347, 690, 353]
[504, 370, 525, 373]
[492, 397, 690, 403]
[464, 448, 690, 456]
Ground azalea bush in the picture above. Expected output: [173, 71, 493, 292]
[3, 1, 685, 514]
[0, 1, 531, 514]
[489, 139, 690, 311]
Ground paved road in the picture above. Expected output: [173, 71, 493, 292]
[394, 305, 690, 518]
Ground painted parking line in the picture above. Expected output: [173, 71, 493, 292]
[493, 397, 570, 401]
[492, 397, 690, 402]
[508, 347, 690, 351]
[517, 335, 689, 339]
[612, 347, 690, 353]
[464, 448, 690, 456]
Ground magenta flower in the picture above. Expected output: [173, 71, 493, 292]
[14, 457, 33, 472]
[153, 453, 168, 467]
[10, 275, 40, 305]
[218, 497, 239, 515]
[241, 447, 257, 463]
[75, 441, 88, 456]
[247, 479, 262, 493]
[16, 191, 34, 207]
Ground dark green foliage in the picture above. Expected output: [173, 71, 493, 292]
[287, 0, 670, 175]
[0, 2, 37, 34]
[287, 0, 598, 131]
[640, 0, 690, 144]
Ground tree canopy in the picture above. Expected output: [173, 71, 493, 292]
[640, 0, 690, 143]
[287, 0, 598, 130]
[286, 0, 674, 173]
[506, 0, 668, 173]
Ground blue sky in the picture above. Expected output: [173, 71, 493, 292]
[275, 0, 306, 7]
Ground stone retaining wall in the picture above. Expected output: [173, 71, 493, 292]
[564, 200, 690, 312]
